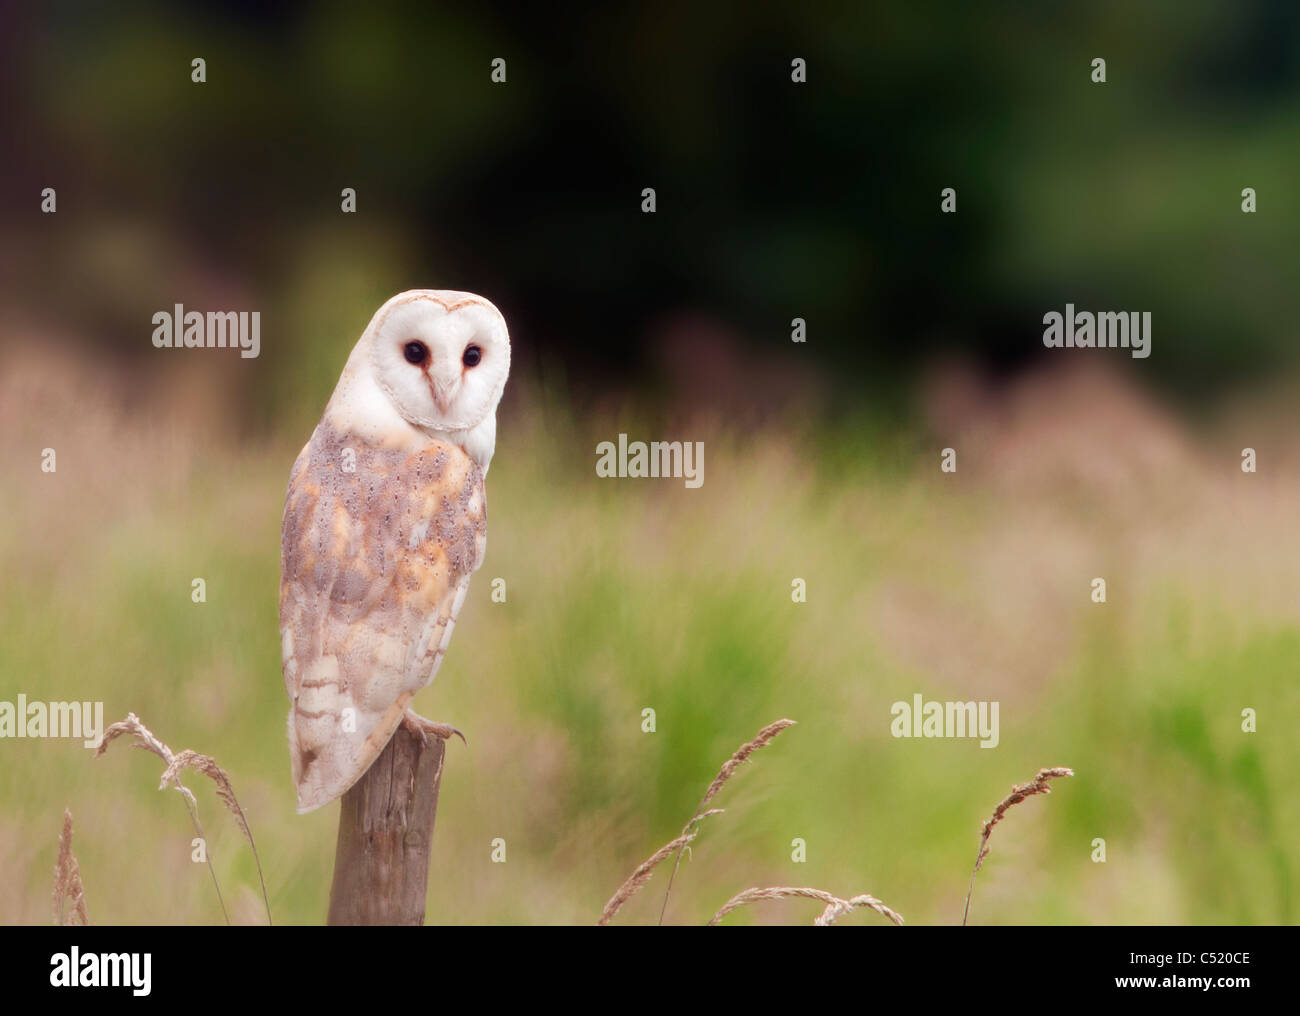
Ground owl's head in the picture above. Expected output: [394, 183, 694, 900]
[330, 290, 510, 465]
[368, 290, 510, 432]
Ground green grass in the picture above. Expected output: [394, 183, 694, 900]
[3, 366, 1298, 926]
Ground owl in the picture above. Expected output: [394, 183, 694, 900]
[279, 289, 510, 813]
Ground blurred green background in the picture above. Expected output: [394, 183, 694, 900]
[1, 1, 1298, 925]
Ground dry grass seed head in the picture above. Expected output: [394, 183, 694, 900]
[52, 809, 90, 926]
[93, 712, 271, 924]
[603, 717, 798, 926]
[597, 809, 725, 926]
[698, 718, 797, 810]
[963, 766, 1073, 925]
[161, 749, 257, 852]
[709, 886, 904, 927]
[974, 766, 1074, 873]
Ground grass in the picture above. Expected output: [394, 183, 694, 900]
[962, 767, 1073, 926]
[2, 349, 1298, 925]
[52, 711, 1067, 927]
[93, 712, 271, 925]
[52, 810, 88, 926]
[598, 718, 796, 926]
[709, 886, 904, 927]
[599, 715, 907, 927]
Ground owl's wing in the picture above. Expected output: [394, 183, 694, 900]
[279, 427, 487, 813]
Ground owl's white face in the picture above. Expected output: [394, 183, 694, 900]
[369, 293, 510, 434]
[326, 290, 510, 467]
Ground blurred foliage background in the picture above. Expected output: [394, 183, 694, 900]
[1, 1, 1298, 925]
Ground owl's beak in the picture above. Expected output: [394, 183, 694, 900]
[429, 372, 459, 413]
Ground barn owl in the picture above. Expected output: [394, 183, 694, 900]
[279, 289, 509, 813]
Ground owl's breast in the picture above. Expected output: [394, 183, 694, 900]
[279, 423, 487, 688]
[279, 423, 489, 811]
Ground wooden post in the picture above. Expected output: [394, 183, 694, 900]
[326, 724, 446, 925]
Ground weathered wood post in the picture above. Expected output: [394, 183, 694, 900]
[327, 725, 446, 925]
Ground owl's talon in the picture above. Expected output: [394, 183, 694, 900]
[402, 709, 467, 746]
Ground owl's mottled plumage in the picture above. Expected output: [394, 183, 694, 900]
[280, 290, 509, 813]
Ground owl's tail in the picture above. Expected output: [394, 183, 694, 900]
[288, 690, 413, 813]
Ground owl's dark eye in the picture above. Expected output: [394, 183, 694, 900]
[403, 341, 428, 365]
[462, 344, 482, 368]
